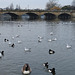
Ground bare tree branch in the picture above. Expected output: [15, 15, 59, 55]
[46, 0, 58, 10]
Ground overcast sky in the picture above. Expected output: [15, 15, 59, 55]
[0, 0, 73, 9]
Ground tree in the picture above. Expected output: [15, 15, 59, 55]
[6, 7, 10, 10]
[16, 4, 21, 10]
[61, 5, 75, 10]
[10, 3, 14, 10]
[61, 5, 71, 10]
[50, 6, 61, 11]
[46, 0, 58, 10]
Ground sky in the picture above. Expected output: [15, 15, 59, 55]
[0, 0, 73, 9]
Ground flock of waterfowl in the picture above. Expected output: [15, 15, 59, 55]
[0, 30, 72, 75]
[22, 31, 72, 74]
[0, 22, 72, 75]
[43, 62, 55, 75]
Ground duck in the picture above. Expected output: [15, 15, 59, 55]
[48, 39, 52, 42]
[16, 35, 20, 38]
[66, 44, 71, 49]
[24, 47, 31, 52]
[52, 38, 57, 41]
[8, 41, 12, 45]
[0, 51, 4, 58]
[38, 35, 43, 39]
[50, 32, 53, 35]
[11, 43, 15, 48]
[12, 37, 15, 39]
[22, 63, 31, 75]
[18, 41, 22, 44]
[4, 39, 9, 42]
[4, 39, 7, 42]
[38, 38, 42, 42]
[49, 49, 55, 54]
[48, 68, 55, 74]
[43, 62, 48, 68]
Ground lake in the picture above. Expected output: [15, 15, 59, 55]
[0, 20, 75, 75]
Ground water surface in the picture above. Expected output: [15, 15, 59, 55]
[0, 20, 75, 75]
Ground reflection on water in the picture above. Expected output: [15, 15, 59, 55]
[21, 14, 30, 20]
[0, 14, 11, 21]
[0, 20, 75, 75]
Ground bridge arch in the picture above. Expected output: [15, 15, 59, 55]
[2, 13, 19, 20]
[23, 13, 39, 20]
[58, 13, 71, 20]
[43, 13, 56, 20]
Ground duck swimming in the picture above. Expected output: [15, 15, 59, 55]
[43, 62, 49, 68]
[22, 63, 31, 74]
[24, 47, 31, 52]
[49, 49, 55, 54]
[48, 68, 56, 75]
[11, 43, 15, 48]
[0, 51, 4, 58]
[66, 44, 71, 49]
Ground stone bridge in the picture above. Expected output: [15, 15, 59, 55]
[0, 10, 75, 20]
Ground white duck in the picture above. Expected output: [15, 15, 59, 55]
[24, 47, 31, 52]
[18, 41, 22, 44]
[16, 35, 20, 38]
[38, 38, 42, 42]
[48, 39, 52, 42]
[66, 44, 71, 49]
[12, 37, 15, 39]
[52, 38, 57, 41]
[38, 35, 43, 39]
[50, 32, 53, 35]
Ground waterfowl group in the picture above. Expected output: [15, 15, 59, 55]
[1, 22, 74, 75]
[43, 62, 56, 74]
[50, 32, 53, 35]
[48, 38, 57, 42]
[52, 38, 57, 41]
[4, 38, 9, 42]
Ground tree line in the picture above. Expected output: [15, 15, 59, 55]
[0, 0, 75, 11]
[46, 0, 75, 11]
